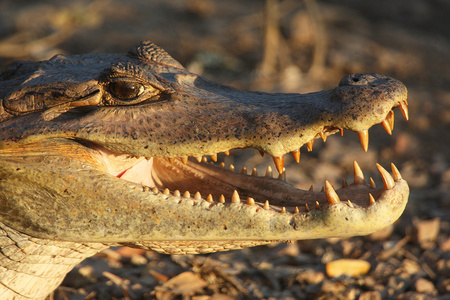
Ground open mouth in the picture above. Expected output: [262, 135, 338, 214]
[90, 100, 408, 215]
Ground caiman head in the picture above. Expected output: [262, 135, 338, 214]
[0, 41, 409, 254]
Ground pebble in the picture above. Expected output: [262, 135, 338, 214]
[326, 259, 371, 277]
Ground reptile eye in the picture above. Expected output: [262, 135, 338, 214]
[109, 81, 144, 100]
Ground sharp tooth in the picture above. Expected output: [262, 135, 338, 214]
[325, 180, 340, 204]
[210, 154, 218, 162]
[309, 185, 314, 191]
[369, 177, 376, 188]
[387, 110, 395, 131]
[291, 149, 300, 163]
[259, 151, 265, 157]
[206, 194, 214, 203]
[340, 129, 344, 136]
[219, 162, 225, 168]
[145, 157, 151, 161]
[241, 167, 247, 174]
[319, 131, 327, 142]
[231, 190, 240, 203]
[295, 206, 300, 213]
[404, 99, 408, 105]
[353, 161, 365, 184]
[263, 200, 270, 210]
[228, 164, 235, 172]
[342, 178, 348, 188]
[369, 193, 376, 205]
[252, 168, 258, 176]
[347, 200, 354, 208]
[280, 207, 286, 213]
[219, 194, 225, 203]
[183, 191, 190, 198]
[163, 188, 170, 195]
[265, 166, 273, 177]
[174, 190, 181, 197]
[152, 187, 159, 193]
[357, 130, 369, 152]
[242, 148, 247, 152]
[195, 156, 202, 162]
[272, 156, 285, 174]
[246, 197, 255, 205]
[376, 163, 395, 189]
[181, 157, 188, 164]
[224, 150, 230, 156]
[315, 201, 321, 209]
[381, 119, 392, 135]
[391, 163, 402, 181]
[194, 192, 202, 200]
[202, 157, 208, 163]
[306, 140, 314, 152]
[169, 158, 175, 163]
[399, 100, 409, 120]
[143, 186, 150, 192]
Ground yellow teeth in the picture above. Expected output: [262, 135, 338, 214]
[387, 110, 395, 131]
[272, 156, 284, 174]
[342, 178, 348, 188]
[357, 130, 369, 152]
[376, 163, 395, 189]
[370, 177, 376, 188]
[306, 140, 314, 152]
[206, 194, 214, 203]
[246, 197, 255, 205]
[399, 100, 409, 120]
[291, 149, 300, 163]
[265, 166, 273, 177]
[325, 180, 340, 204]
[391, 163, 401, 181]
[353, 161, 365, 184]
[231, 190, 240, 203]
[369, 193, 376, 205]
[381, 119, 392, 135]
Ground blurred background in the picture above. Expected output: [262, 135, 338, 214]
[1, 0, 449, 299]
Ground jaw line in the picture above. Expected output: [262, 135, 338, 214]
[93, 145, 406, 215]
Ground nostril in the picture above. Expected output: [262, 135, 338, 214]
[352, 77, 360, 82]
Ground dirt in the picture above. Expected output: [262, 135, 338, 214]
[0, 0, 449, 299]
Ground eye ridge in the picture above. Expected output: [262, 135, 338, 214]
[109, 81, 144, 100]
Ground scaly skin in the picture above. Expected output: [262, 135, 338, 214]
[0, 41, 409, 299]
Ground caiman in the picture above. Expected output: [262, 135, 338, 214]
[0, 41, 409, 299]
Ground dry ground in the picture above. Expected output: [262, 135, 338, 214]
[0, 0, 449, 299]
